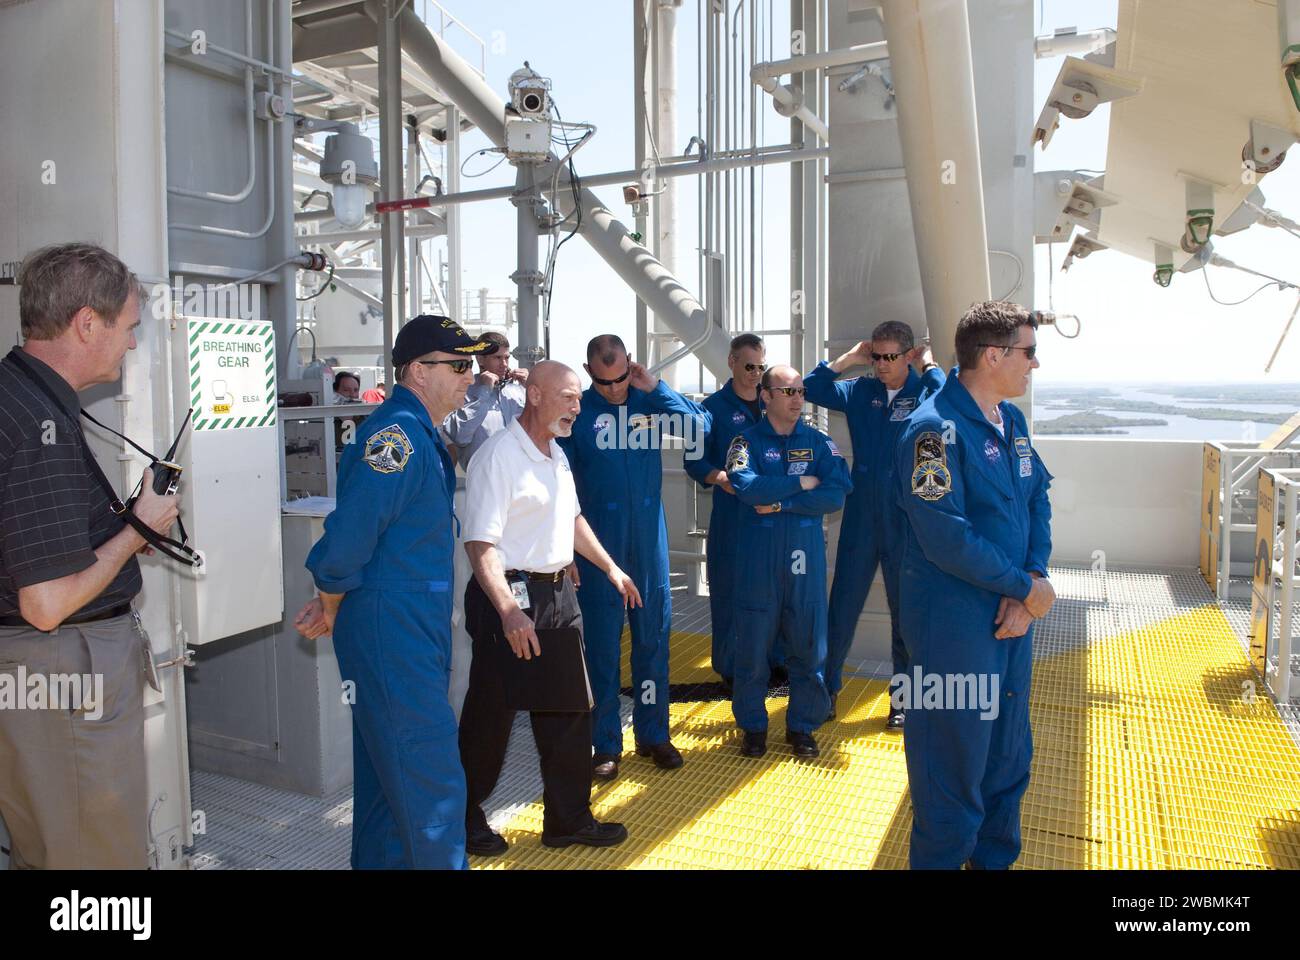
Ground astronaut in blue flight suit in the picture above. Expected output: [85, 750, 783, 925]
[893, 302, 1056, 870]
[557, 335, 710, 781]
[295, 315, 486, 870]
[725, 365, 852, 759]
[803, 321, 945, 726]
[683, 332, 786, 687]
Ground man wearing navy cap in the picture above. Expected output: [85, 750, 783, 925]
[294, 314, 486, 870]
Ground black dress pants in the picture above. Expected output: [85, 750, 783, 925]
[458, 574, 595, 836]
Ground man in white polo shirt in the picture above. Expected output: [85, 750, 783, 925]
[459, 360, 641, 856]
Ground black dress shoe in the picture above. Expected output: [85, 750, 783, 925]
[592, 753, 620, 781]
[768, 665, 790, 687]
[886, 707, 905, 731]
[785, 730, 819, 758]
[466, 826, 507, 857]
[739, 731, 767, 757]
[826, 692, 839, 721]
[635, 740, 684, 770]
[541, 820, 628, 849]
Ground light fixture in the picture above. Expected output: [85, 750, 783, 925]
[319, 124, 378, 228]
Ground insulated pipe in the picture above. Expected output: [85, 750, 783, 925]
[398, 5, 732, 378]
[879, 0, 990, 367]
[750, 41, 889, 79]
[753, 75, 830, 143]
[397, 6, 505, 145]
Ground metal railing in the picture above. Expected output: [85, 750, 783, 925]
[1248, 467, 1300, 702]
[1201, 441, 1300, 601]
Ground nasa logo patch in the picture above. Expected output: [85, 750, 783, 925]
[363, 424, 414, 474]
[984, 439, 1001, 463]
[764, 447, 782, 462]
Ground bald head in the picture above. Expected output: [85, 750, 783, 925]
[759, 364, 806, 434]
[522, 360, 583, 440]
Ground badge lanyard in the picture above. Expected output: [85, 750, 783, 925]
[9, 352, 202, 568]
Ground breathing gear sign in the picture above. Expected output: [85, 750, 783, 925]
[187, 319, 277, 431]
[10, 352, 202, 569]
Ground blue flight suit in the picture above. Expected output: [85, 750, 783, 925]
[894, 372, 1053, 869]
[683, 380, 766, 681]
[803, 362, 945, 696]
[306, 384, 468, 870]
[726, 418, 852, 735]
[558, 381, 710, 757]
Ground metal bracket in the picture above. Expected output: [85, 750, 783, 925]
[156, 648, 196, 671]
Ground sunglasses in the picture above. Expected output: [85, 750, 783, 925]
[742, 362, 767, 373]
[591, 365, 631, 386]
[766, 386, 806, 398]
[979, 344, 1037, 361]
[416, 359, 474, 374]
[872, 352, 904, 363]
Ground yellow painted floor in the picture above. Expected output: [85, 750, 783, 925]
[475, 601, 1300, 870]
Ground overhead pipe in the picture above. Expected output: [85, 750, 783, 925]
[397, 5, 733, 378]
[750, 41, 889, 79]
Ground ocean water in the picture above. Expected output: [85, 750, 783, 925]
[1033, 384, 1298, 441]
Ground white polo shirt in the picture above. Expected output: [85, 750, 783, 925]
[463, 417, 580, 574]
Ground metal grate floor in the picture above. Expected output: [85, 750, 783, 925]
[190, 565, 1300, 869]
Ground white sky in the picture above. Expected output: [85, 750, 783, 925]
[436, 0, 1300, 387]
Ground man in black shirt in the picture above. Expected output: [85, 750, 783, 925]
[0, 242, 179, 868]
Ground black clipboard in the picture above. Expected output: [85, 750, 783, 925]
[494, 627, 594, 713]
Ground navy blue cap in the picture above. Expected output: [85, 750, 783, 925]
[392, 315, 490, 365]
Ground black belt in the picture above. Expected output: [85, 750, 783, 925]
[0, 602, 132, 629]
[506, 569, 566, 583]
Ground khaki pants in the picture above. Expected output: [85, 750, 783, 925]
[0, 612, 147, 869]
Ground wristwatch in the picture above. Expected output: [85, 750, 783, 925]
[771, 502, 782, 513]
[922, 362, 939, 372]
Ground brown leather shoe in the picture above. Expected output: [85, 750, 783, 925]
[635, 740, 684, 770]
[592, 753, 619, 781]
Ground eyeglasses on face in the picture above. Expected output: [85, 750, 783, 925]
[742, 362, 767, 373]
[871, 352, 904, 363]
[978, 343, 1037, 361]
[591, 365, 631, 386]
[416, 359, 474, 374]
[766, 386, 805, 397]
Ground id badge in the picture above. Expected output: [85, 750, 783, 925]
[510, 578, 531, 611]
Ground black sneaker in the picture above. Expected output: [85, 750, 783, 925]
[886, 707, 905, 731]
[541, 820, 628, 849]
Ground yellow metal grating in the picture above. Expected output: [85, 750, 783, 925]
[473, 593, 1300, 869]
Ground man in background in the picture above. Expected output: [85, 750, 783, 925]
[558, 335, 709, 781]
[726, 365, 851, 760]
[441, 331, 527, 469]
[803, 321, 944, 726]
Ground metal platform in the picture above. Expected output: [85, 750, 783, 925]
[190, 564, 1300, 869]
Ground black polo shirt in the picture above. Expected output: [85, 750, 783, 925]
[0, 348, 142, 621]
